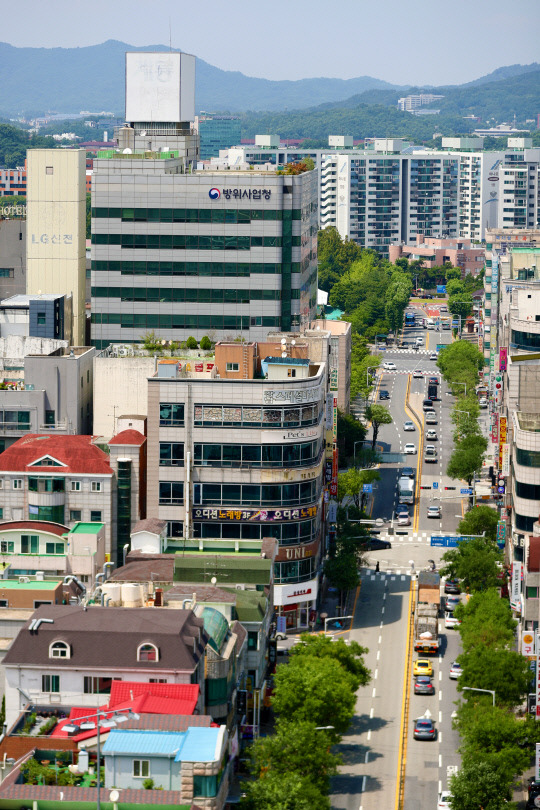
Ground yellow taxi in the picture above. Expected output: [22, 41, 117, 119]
[413, 659, 433, 677]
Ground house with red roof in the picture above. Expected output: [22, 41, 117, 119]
[0, 429, 147, 564]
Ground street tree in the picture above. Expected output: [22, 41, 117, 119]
[241, 769, 330, 810]
[455, 588, 515, 653]
[445, 267, 462, 282]
[365, 404, 393, 450]
[323, 553, 360, 609]
[458, 505, 499, 543]
[440, 538, 502, 593]
[337, 467, 380, 509]
[437, 340, 484, 383]
[449, 759, 513, 810]
[246, 719, 340, 796]
[290, 634, 370, 690]
[447, 434, 487, 485]
[271, 656, 357, 742]
[458, 645, 531, 707]
[336, 409, 366, 467]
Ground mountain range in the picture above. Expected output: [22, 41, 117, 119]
[0, 39, 537, 117]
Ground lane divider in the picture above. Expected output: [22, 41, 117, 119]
[395, 578, 416, 810]
[404, 374, 423, 533]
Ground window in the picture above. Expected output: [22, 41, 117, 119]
[12, 479, 22, 489]
[91, 481, 101, 492]
[226, 363, 239, 372]
[71, 481, 81, 491]
[21, 535, 39, 554]
[527, 587, 539, 599]
[287, 368, 296, 378]
[167, 521, 183, 538]
[159, 442, 184, 467]
[159, 402, 185, 427]
[49, 641, 70, 659]
[37, 312, 46, 325]
[84, 676, 113, 694]
[248, 631, 259, 651]
[149, 678, 167, 683]
[70, 510, 82, 522]
[138, 643, 159, 662]
[90, 510, 102, 522]
[42, 674, 60, 693]
[133, 760, 150, 778]
[45, 410, 55, 425]
[0, 540, 13, 552]
[159, 481, 184, 505]
[45, 166, 53, 175]
[45, 542, 65, 554]
[0, 600, 7, 608]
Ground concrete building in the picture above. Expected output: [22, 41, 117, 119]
[0, 293, 69, 340]
[0, 167, 26, 197]
[497, 140, 540, 231]
[389, 236, 485, 275]
[26, 149, 87, 345]
[0, 431, 146, 561]
[0, 345, 95, 452]
[397, 93, 444, 111]
[0, 218, 26, 299]
[146, 342, 327, 630]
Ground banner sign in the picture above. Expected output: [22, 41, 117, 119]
[491, 413, 499, 445]
[536, 632, 540, 719]
[499, 417, 507, 469]
[496, 520, 506, 548]
[499, 347, 507, 372]
[192, 506, 317, 522]
[511, 562, 522, 612]
[522, 631, 536, 657]
[501, 443, 510, 477]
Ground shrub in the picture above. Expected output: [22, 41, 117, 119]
[200, 335, 212, 350]
[142, 778, 155, 790]
[186, 336, 198, 350]
[37, 716, 58, 735]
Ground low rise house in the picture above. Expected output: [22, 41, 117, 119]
[3, 604, 207, 729]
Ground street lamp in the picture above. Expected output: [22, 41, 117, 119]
[62, 707, 140, 809]
[462, 686, 495, 706]
[324, 614, 353, 634]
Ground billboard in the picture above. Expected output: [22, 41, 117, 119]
[510, 562, 522, 612]
[499, 347, 507, 372]
[437, 285, 446, 294]
[126, 52, 195, 123]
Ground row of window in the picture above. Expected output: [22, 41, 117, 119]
[192, 517, 319, 545]
[91, 233, 287, 250]
[92, 286, 281, 303]
[0, 536, 65, 555]
[91, 313, 282, 330]
[5, 478, 103, 492]
[193, 402, 322, 428]
[0, 410, 31, 430]
[193, 480, 320, 508]
[274, 557, 317, 584]
[192, 438, 323, 468]
[92, 260, 296, 276]
[511, 330, 540, 350]
[92, 207, 302, 223]
[516, 448, 540, 468]
[515, 480, 540, 500]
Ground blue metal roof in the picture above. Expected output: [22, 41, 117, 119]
[175, 727, 221, 763]
[102, 729, 182, 757]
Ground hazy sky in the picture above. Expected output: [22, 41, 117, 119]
[4, 0, 539, 86]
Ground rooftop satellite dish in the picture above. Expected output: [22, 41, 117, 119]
[122, 148, 132, 154]
[109, 790, 120, 802]
[281, 351, 287, 358]
[281, 338, 287, 345]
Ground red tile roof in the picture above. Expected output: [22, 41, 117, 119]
[108, 429, 146, 446]
[0, 435, 112, 475]
[110, 680, 199, 710]
[0, 521, 68, 537]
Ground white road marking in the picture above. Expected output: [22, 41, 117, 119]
[439, 781, 442, 793]
[439, 732, 442, 743]
[378, 635, 382, 645]
[439, 670, 442, 681]
[439, 711, 442, 723]
[370, 707, 374, 719]
[381, 607, 385, 614]
[362, 775, 367, 793]
[439, 691, 442, 701]
[367, 729, 372, 741]
[383, 592, 387, 600]
[380, 621, 384, 628]
[376, 650, 380, 661]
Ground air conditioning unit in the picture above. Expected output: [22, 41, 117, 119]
[18, 576, 30, 584]
[235, 584, 245, 591]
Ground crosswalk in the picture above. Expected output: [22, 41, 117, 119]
[376, 531, 436, 543]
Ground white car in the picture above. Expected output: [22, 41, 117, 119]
[429, 352, 438, 360]
[479, 397, 488, 408]
[404, 421, 415, 431]
[426, 429, 437, 441]
[437, 791, 453, 809]
[413, 369, 423, 378]
[383, 361, 397, 371]
[449, 661, 462, 679]
[404, 443, 416, 454]
[415, 337, 423, 346]
[427, 505, 441, 519]
[444, 612, 461, 629]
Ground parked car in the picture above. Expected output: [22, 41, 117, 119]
[413, 659, 433, 677]
[414, 675, 435, 695]
[413, 717, 436, 741]
[444, 578, 461, 594]
[413, 369, 423, 378]
[404, 420, 415, 431]
[379, 390, 390, 400]
[383, 361, 397, 371]
[445, 612, 461, 629]
[404, 443, 417, 454]
[437, 790, 453, 809]
[449, 661, 463, 680]
[427, 505, 441, 519]
[426, 429, 437, 441]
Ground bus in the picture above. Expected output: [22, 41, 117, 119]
[404, 312, 415, 328]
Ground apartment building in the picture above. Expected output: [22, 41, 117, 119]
[497, 139, 540, 230]
[146, 341, 327, 630]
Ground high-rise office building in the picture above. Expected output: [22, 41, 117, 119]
[90, 54, 318, 348]
[195, 114, 242, 161]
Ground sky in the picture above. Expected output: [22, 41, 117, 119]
[4, 0, 539, 86]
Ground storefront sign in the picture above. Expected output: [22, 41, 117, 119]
[536, 633, 540, 719]
[501, 443, 510, 477]
[192, 506, 317, 522]
[510, 561, 522, 612]
[263, 386, 322, 405]
[522, 631, 536, 657]
[0, 204, 26, 217]
[274, 577, 319, 606]
[496, 520, 506, 548]
[275, 539, 318, 562]
[330, 447, 338, 497]
[499, 417, 507, 468]
[499, 347, 507, 372]
[325, 396, 333, 430]
[330, 368, 338, 391]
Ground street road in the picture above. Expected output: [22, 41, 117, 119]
[331, 302, 466, 809]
